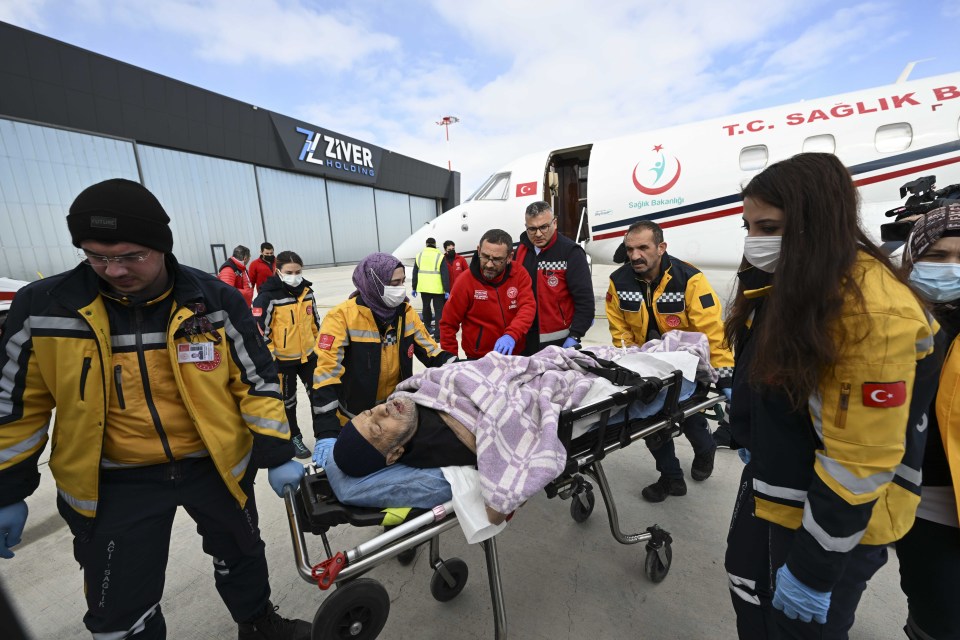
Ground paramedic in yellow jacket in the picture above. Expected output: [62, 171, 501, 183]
[253, 250, 320, 460]
[605, 219, 734, 503]
[895, 204, 960, 640]
[723, 154, 938, 639]
[311, 252, 455, 448]
[0, 179, 309, 640]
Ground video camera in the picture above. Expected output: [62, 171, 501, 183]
[880, 175, 960, 242]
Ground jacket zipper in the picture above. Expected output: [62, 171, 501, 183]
[475, 327, 484, 352]
[283, 328, 288, 348]
[79, 356, 92, 400]
[836, 383, 851, 429]
[135, 305, 175, 461]
[113, 365, 126, 410]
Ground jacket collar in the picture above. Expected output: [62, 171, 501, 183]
[518, 229, 559, 254]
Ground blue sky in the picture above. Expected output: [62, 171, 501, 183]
[3, 0, 958, 191]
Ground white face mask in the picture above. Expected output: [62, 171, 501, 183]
[380, 285, 406, 308]
[280, 273, 303, 288]
[743, 236, 782, 273]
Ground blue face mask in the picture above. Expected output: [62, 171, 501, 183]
[909, 262, 960, 303]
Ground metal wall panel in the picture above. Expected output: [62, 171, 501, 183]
[325, 181, 377, 263]
[0, 118, 139, 281]
[256, 167, 335, 266]
[409, 195, 439, 234]
[374, 189, 412, 255]
[137, 145, 263, 272]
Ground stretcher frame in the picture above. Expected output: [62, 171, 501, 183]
[283, 367, 723, 640]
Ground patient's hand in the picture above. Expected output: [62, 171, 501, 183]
[485, 506, 509, 525]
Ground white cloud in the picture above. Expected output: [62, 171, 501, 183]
[0, 0, 48, 27]
[309, 0, 900, 190]
[101, 0, 399, 70]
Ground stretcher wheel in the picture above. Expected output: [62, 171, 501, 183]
[643, 542, 672, 583]
[430, 557, 469, 602]
[311, 578, 390, 640]
[570, 490, 595, 523]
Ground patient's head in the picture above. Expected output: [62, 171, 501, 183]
[332, 396, 419, 477]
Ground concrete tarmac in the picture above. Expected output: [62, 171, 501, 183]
[1, 263, 907, 639]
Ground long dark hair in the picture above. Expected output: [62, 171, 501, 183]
[723, 153, 906, 407]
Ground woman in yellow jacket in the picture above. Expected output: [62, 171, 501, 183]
[252, 250, 319, 458]
[722, 153, 938, 639]
[896, 204, 960, 640]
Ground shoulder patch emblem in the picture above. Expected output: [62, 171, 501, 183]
[318, 334, 335, 350]
[251, 307, 263, 317]
[507, 287, 518, 299]
[665, 315, 681, 328]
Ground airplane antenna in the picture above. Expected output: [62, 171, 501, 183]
[435, 116, 460, 171]
[897, 59, 934, 83]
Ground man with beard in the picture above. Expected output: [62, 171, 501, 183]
[605, 220, 733, 502]
[439, 229, 536, 359]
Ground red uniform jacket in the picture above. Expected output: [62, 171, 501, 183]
[445, 252, 470, 288]
[440, 257, 536, 359]
[248, 256, 276, 293]
[218, 257, 254, 306]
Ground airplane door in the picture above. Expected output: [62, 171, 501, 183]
[547, 145, 591, 242]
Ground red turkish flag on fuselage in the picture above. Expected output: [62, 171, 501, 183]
[515, 181, 538, 197]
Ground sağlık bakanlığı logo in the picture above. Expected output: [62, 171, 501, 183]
[632, 144, 681, 195]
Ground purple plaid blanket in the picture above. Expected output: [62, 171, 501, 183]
[393, 346, 602, 515]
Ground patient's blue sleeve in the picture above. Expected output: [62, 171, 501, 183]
[317, 438, 452, 509]
[627, 378, 697, 420]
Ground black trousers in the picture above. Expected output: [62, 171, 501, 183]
[58, 458, 271, 638]
[420, 293, 445, 336]
[646, 412, 716, 479]
[725, 466, 887, 640]
[897, 515, 960, 639]
[278, 354, 316, 439]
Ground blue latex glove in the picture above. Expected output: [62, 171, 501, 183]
[722, 387, 732, 402]
[411, 290, 418, 298]
[738, 448, 751, 464]
[772, 564, 831, 624]
[313, 438, 336, 467]
[562, 336, 580, 349]
[267, 460, 305, 498]
[493, 335, 516, 355]
[444, 293, 450, 300]
[0, 501, 28, 559]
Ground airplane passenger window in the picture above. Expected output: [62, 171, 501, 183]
[739, 145, 768, 171]
[465, 172, 512, 201]
[803, 134, 836, 154]
[875, 123, 913, 153]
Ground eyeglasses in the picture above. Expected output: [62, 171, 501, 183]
[479, 253, 507, 266]
[81, 250, 152, 266]
[525, 219, 556, 235]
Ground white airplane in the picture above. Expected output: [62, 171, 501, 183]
[394, 70, 960, 267]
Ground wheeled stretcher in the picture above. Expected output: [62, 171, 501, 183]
[282, 365, 724, 640]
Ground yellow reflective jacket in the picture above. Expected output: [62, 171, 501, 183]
[935, 333, 960, 526]
[252, 276, 321, 363]
[0, 257, 292, 518]
[413, 246, 448, 294]
[730, 252, 938, 592]
[605, 254, 735, 385]
[311, 297, 454, 439]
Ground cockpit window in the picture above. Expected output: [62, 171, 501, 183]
[466, 172, 512, 201]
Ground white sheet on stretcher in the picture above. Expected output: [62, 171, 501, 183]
[570, 351, 700, 439]
[441, 466, 509, 543]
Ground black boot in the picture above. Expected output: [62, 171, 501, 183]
[237, 602, 310, 640]
[641, 475, 687, 503]
[691, 448, 716, 481]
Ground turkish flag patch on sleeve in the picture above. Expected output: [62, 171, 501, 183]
[862, 381, 906, 408]
[251, 307, 263, 317]
[318, 334, 335, 350]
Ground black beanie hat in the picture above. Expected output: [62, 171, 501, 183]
[332, 420, 388, 477]
[67, 179, 174, 253]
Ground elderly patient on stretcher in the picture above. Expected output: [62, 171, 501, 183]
[312, 337, 716, 523]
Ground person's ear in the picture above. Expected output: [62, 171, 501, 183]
[659, 242, 667, 256]
[385, 446, 404, 465]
